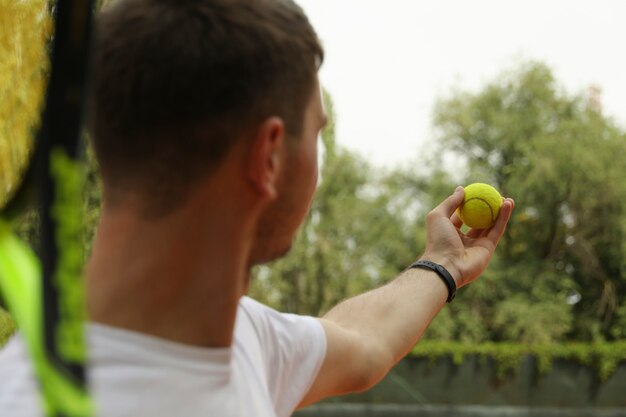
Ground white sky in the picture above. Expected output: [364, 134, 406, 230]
[296, 0, 626, 168]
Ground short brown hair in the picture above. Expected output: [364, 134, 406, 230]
[90, 0, 323, 214]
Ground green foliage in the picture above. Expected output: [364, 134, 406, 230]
[83, 144, 103, 257]
[0, 307, 15, 347]
[429, 61, 626, 343]
[492, 297, 572, 344]
[411, 340, 626, 381]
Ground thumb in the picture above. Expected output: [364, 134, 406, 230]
[433, 186, 464, 218]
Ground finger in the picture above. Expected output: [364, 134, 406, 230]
[451, 211, 463, 229]
[432, 186, 464, 219]
[486, 198, 514, 244]
[466, 228, 485, 239]
[469, 197, 514, 240]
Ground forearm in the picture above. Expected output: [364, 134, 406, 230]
[304, 191, 513, 402]
[322, 263, 450, 380]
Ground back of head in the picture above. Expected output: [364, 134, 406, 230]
[91, 0, 323, 215]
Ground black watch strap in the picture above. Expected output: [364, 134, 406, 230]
[408, 260, 457, 303]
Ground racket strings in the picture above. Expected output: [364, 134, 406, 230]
[0, 0, 53, 208]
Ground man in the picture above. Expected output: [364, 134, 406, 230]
[0, 0, 514, 416]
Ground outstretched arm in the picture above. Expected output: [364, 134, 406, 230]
[300, 186, 515, 406]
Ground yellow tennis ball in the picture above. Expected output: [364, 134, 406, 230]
[457, 183, 503, 229]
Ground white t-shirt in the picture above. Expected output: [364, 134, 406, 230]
[0, 297, 327, 417]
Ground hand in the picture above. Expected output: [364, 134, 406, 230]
[421, 186, 515, 288]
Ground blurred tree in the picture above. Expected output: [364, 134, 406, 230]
[251, 65, 626, 345]
[430, 61, 626, 342]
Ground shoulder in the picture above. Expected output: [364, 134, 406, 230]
[236, 298, 327, 416]
[235, 296, 327, 375]
[237, 296, 325, 346]
[238, 295, 271, 316]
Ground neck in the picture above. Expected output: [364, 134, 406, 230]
[86, 192, 253, 348]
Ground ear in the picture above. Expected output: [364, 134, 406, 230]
[247, 117, 285, 201]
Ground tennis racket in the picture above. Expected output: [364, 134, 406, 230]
[0, 0, 95, 416]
